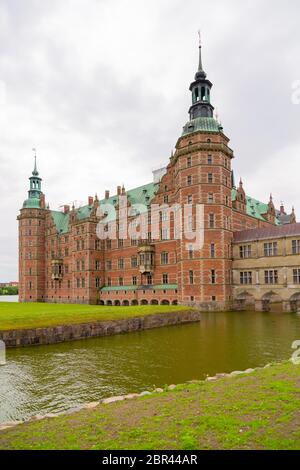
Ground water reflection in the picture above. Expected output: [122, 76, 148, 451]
[0, 310, 299, 423]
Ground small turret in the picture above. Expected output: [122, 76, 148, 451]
[23, 152, 43, 209]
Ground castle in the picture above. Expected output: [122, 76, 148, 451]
[18, 42, 300, 312]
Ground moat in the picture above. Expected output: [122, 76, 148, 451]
[0, 310, 300, 424]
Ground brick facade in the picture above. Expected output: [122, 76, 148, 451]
[17, 44, 296, 310]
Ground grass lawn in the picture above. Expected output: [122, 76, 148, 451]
[0, 362, 299, 450]
[0, 303, 190, 331]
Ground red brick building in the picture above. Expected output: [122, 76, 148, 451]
[18, 43, 296, 310]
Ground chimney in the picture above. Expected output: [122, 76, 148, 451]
[88, 196, 94, 206]
[280, 203, 286, 215]
[117, 186, 122, 196]
[64, 205, 70, 214]
[40, 193, 46, 209]
[105, 190, 110, 200]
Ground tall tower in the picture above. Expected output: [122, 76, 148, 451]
[18, 157, 46, 302]
[174, 37, 234, 309]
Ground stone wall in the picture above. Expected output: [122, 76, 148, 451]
[0, 310, 200, 348]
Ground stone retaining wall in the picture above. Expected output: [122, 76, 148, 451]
[0, 310, 200, 348]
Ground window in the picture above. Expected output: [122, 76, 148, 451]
[189, 270, 194, 285]
[106, 239, 112, 249]
[208, 154, 213, 165]
[163, 273, 169, 284]
[81, 260, 85, 271]
[68, 280, 71, 289]
[96, 278, 101, 288]
[208, 193, 214, 203]
[211, 270, 216, 284]
[81, 240, 85, 250]
[264, 242, 278, 257]
[118, 258, 124, 270]
[132, 276, 137, 286]
[293, 269, 300, 284]
[210, 243, 215, 258]
[147, 274, 153, 285]
[161, 252, 169, 265]
[188, 195, 193, 205]
[119, 277, 124, 286]
[76, 260, 80, 271]
[107, 277, 112, 287]
[95, 260, 101, 270]
[187, 175, 192, 186]
[187, 156, 192, 168]
[131, 238, 137, 246]
[164, 195, 169, 204]
[240, 245, 252, 259]
[118, 239, 124, 248]
[131, 256, 138, 268]
[106, 260, 112, 270]
[188, 245, 194, 259]
[81, 278, 85, 288]
[292, 240, 300, 255]
[95, 239, 101, 250]
[161, 229, 169, 240]
[265, 270, 278, 284]
[209, 213, 215, 229]
[240, 272, 253, 285]
[77, 278, 80, 288]
[208, 173, 213, 184]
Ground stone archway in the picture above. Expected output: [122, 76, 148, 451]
[122, 300, 129, 306]
[140, 299, 148, 305]
[161, 300, 170, 305]
[258, 292, 282, 312]
[106, 300, 112, 306]
[114, 300, 121, 306]
[288, 293, 300, 313]
[172, 300, 178, 305]
[131, 299, 138, 306]
[234, 291, 255, 311]
[150, 300, 159, 305]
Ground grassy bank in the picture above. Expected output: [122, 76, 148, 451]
[0, 303, 190, 331]
[0, 362, 299, 450]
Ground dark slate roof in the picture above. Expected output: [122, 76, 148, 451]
[233, 223, 300, 243]
[276, 212, 294, 225]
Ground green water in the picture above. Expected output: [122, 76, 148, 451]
[1, 310, 300, 423]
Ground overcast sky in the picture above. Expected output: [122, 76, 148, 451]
[0, 0, 299, 282]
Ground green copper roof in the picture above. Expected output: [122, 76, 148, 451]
[50, 183, 283, 234]
[231, 189, 280, 225]
[99, 182, 158, 223]
[50, 182, 158, 233]
[182, 117, 222, 136]
[101, 284, 178, 292]
[23, 197, 41, 209]
[51, 211, 70, 233]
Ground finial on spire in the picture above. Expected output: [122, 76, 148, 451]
[198, 30, 203, 72]
[32, 148, 38, 176]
